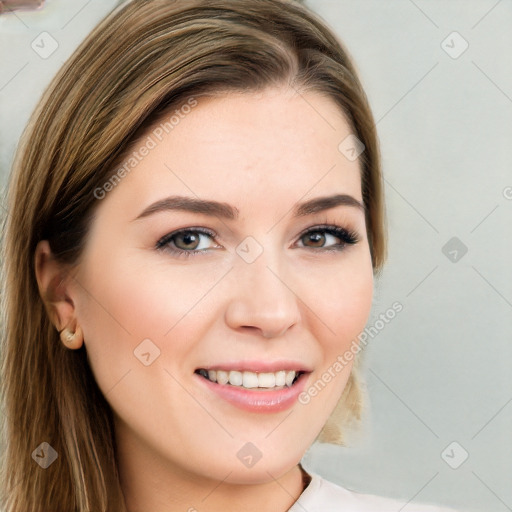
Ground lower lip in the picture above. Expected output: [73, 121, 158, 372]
[195, 372, 309, 413]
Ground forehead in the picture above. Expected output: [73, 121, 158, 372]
[97, 87, 363, 220]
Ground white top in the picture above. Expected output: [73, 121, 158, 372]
[288, 470, 459, 511]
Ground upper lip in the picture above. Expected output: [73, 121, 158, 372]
[195, 360, 313, 373]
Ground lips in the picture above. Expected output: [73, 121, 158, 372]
[194, 367, 310, 413]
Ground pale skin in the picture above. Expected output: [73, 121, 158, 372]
[35, 86, 374, 512]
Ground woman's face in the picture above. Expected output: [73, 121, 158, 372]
[70, 86, 373, 484]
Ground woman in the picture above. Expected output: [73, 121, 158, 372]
[0, 0, 458, 510]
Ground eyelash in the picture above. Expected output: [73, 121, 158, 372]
[156, 224, 360, 259]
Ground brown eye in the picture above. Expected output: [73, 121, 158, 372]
[297, 226, 359, 251]
[173, 231, 202, 250]
[302, 231, 327, 248]
[156, 228, 218, 258]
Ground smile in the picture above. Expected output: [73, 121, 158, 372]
[195, 368, 303, 390]
[194, 367, 310, 413]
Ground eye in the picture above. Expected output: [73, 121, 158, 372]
[156, 228, 219, 258]
[296, 225, 359, 252]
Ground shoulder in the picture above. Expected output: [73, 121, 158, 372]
[289, 470, 460, 512]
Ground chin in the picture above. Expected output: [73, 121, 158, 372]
[221, 461, 298, 486]
[191, 449, 300, 485]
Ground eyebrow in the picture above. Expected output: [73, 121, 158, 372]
[134, 193, 365, 221]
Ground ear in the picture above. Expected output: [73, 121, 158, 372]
[34, 240, 84, 349]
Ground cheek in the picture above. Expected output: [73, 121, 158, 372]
[296, 252, 373, 417]
[72, 250, 162, 391]
[297, 250, 374, 356]
[331, 266, 374, 347]
[74, 251, 224, 389]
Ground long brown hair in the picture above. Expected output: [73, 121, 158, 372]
[0, 0, 386, 510]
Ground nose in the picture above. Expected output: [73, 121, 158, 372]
[224, 247, 301, 339]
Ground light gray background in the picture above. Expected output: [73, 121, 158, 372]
[1, 1, 511, 511]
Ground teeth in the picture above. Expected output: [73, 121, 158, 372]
[229, 370, 243, 386]
[198, 369, 301, 388]
[216, 370, 229, 385]
[275, 370, 286, 386]
[258, 372, 275, 387]
[285, 370, 295, 386]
